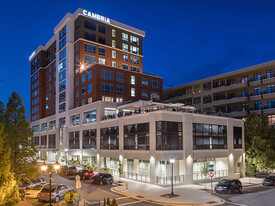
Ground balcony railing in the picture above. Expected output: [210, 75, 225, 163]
[155, 175, 185, 185]
[123, 172, 150, 183]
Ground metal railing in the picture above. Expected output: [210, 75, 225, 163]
[155, 175, 184, 185]
[123, 172, 150, 183]
[193, 170, 228, 181]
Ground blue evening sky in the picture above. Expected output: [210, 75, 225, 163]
[1, 0, 275, 117]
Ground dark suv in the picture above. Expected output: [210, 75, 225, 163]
[60, 166, 77, 176]
[215, 179, 242, 193]
[263, 176, 275, 186]
[76, 170, 95, 180]
[93, 173, 114, 185]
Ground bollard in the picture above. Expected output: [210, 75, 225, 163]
[126, 182, 128, 189]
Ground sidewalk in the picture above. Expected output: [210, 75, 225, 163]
[112, 178, 224, 206]
[16, 201, 32, 206]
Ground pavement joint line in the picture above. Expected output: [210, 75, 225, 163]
[119, 200, 143, 206]
[111, 187, 223, 206]
[224, 201, 247, 206]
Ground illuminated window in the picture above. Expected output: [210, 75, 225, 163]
[112, 51, 116, 59]
[112, 61, 116, 67]
[98, 58, 106, 65]
[268, 115, 275, 125]
[112, 29, 116, 37]
[131, 76, 135, 85]
[122, 33, 128, 41]
[131, 88, 135, 97]
[112, 40, 116, 48]
[122, 54, 128, 61]
[122, 43, 128, 51]
[88, 97, 93, 104]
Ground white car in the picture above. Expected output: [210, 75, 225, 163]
[26, 183, 47, 198]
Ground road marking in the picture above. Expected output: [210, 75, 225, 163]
[116, 196, 131, 200]
[119, 200, 143, 206]
[85, 197, 130, 204]
[225, 201, 247, 206]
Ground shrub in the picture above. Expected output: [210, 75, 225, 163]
[64, 190, 77, 203]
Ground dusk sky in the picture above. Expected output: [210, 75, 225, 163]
[1, 0, 275, 117]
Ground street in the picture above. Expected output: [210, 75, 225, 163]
[25, 173, 159, 206]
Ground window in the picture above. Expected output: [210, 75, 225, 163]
[253, 73, 261, 81]
[82, 74, 86, 83]
[131, 76, 135, 85]
[116, 73, 124, 82]
[112, 61, 116, 67]
[84, 32, 96, 42]
[112, 29, 116, 37]
[83, 110, 97, 124]
[122, 54, 128, 61]
[70, 114, 80, 126]
[112, 40, 116, 48]
[116, 85, 124, 94]
[59, 26, 66, 39]
[33, 136, 39, 145]
[75, 42, 79, 51]
[102, 96, 113, 102]
[131, 88, 135, 97]
[84, 44, 96, 53]
[88, 71, 92, 79]
[88, 84, 93, 92]
[130, 66, 139, 72]
[112, 51, 116, 59]
[122, 43, 128, 51]
[84, 20, 96, 30]
[142, 78, 148, 86]
[58, 58, 66, 70]
[233, 127, 242, 149]
[59, 37, 66, 49]
[267, 100, 275, 109]
[116, 98, 123, 103]
[130, 35, 139, 44]
[98, 25, 105, 33]
[150, 91, 160, 100]
[75, 90, 79, 98]
[59, 48, 66, 60]
[41, 123, 47, 131]
[267, 85, 275, 94]
[59, 69, 66, 81]
[151, 80, 159, 89]
[32, 125, 39, 133]
[130, 46, 139, 54]
[267, 70, 274, 78]
[98, 58, 106, 65]
[268, 115, 275, 125]
[41, 135, 47, 148]
[59, 92, 66, 103]
[193, 123, 227, 150]
[100, 127, 119, 150]
[84, 55, 96, 64]
[101, 70, 114, 80]
[59, 103, 65, 113]
[75, 54, 79, 64]
[49, 121, 56, 130]
[254, 102, 262, 110]
[75, 78, 79, 86]
[59, 117, 66, 128]
[82, 87, 86, 95]
[98, 36, 105, 44]
[83, 129, 97, 149]
[122, 64, 128, 70]
[99, 47, 105, 56]
[156, 121, 182, 150]
[122, 33, 128, 41]
[254, 87, 261, 95]
[69, 131, 80, 149]
[88, 97, 93, 104]
[101, 83, 114, 93]
[142, 90, 148, 98]
[48, 134, 56, 149]
[241, 90, 248, 97]
[124, 123, 149, 150]
[130, 56, 139, 64]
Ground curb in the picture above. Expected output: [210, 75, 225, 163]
[111, 187, 225, 206]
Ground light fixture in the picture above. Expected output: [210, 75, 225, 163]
[41, 161, 48, 171]
[54, 161, 61, 170]
[170, 158, 175, 164]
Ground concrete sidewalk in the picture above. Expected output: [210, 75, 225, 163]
[112, 178, 223, 206]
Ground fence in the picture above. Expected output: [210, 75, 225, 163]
[155, 175, 185, 185]
[193, 170, 228, 181]
[123, 172, 150, 183]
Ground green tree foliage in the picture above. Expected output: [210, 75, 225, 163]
[111, 198, 118, 206]
[1, 92, 38, 182]
[245, 113, 275, 171]
[0, 124, 19, 206]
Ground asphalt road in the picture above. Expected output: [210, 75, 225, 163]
[25, 173, 159, 206]
[215, 184, 275, 206]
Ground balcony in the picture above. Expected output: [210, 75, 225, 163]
[228, 110, 247, 118]
[263, 92, 275, 100]
[212, 80, 247, 93]
[263, 108, 275, 115]
[212, 98, 227, 106]
[249, 94, 262, 101]
[226, 96, 248, 104]
[249, 79, 261, 87]
[262, 76, 275, 85]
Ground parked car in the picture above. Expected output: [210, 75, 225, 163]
[93, 173, 114, 185]
[76, 169, 95, 180]
[19, 177, 46, 190]
[38, 184, 69, 203]
[215, 179, 242, 194]
[60, 166, 77, 176]
[263, 176, 275, 186]
[26, 183, 47, 198]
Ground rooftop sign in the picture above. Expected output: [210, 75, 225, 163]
[82, 9, 110, 24]
[29, 51, 36, 61]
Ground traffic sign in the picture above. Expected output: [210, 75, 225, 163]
[209, 172, 214, 178]
[209, 164, 214, 172]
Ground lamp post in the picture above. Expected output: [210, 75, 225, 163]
[170, 158, 175, 196]
[41, 161, 60, 206]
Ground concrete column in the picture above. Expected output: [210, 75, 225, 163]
[97, 154, 100, 169]
[228, 153, 234, 178]
[150, 156, 156, 184]
[134, 159, 139, 174]
[185, 155, 193, 184]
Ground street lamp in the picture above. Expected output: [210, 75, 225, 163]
[170, 158, 175, 196]
[41, 161, 60, 206]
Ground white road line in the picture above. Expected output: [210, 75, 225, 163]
[225, 201, 248, 206]
[85, 197, 131, 204]
[119, 200, 143, 206]
[116, 196, 132, 200]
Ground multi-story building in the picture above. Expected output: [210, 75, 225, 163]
[30, 8, 163, 122]
[29, 8, 244, 185]
[164, 60, 275, 124]
[31, 100, 245, 184]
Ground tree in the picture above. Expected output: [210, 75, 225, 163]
[200, 157, 210, 189]
[118, 161, 123, 182]
[0, 124, 20, 206]
[2, 92, 38, 182]
[245, 113, 275, 172]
